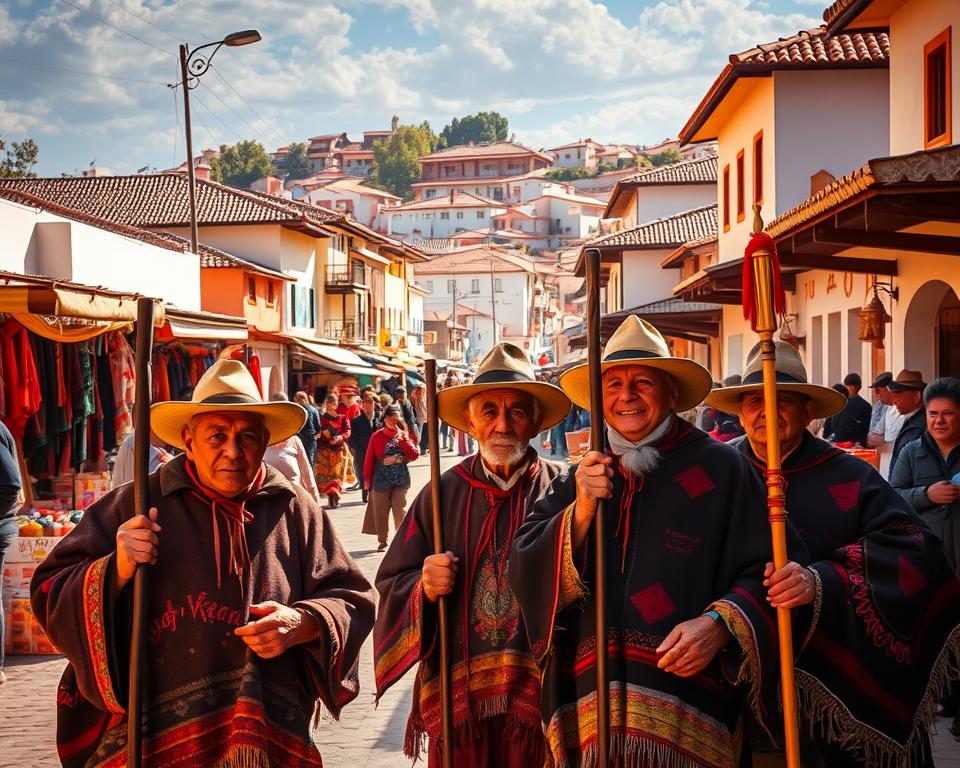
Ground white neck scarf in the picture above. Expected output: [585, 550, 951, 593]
[606, 415, 672, 477]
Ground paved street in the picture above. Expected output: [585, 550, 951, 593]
[3, 448, 960, 767]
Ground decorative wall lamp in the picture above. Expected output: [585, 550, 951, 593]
[858, 279, 898, 347]
[779, 313, 805, 349]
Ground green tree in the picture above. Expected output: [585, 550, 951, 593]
[369, 122, 440, 200]
[0, 136, 39, 178]
[647, 148, 682, 167]
[277, 141, 311, 180]
[440, 112, 508, 147]
[210, 140, 273, 188]
[544, 166, 595, 182]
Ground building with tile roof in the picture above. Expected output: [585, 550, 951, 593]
[604, 155, 719, 222]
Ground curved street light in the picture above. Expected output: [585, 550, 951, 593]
[178, 30, 261, 252]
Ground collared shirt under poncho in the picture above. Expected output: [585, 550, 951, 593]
[373, 448, 563, 760]
[30, 452, 376, 768]
[734, 431, 960, 766]
[509, 417, 806, 768]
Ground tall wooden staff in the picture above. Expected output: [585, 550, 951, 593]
[424, 359, 454, 768]
[128, 297, 155, 768]
[585, 248, 610, 767]
[741, 206, 801, 767]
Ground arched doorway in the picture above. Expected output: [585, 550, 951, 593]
[903, 280, 960, 379]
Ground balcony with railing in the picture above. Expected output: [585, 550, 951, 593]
[323, 319, 363, 341]
[325, 260, 368, 293]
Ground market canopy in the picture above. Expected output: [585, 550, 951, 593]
[158, 307, 249, 342]
[291, 337, 389, 378]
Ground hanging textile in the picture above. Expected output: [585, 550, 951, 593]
[0, 318, 42, 441]
[12, 314, 132, 343]
[107, 331, 136, 444]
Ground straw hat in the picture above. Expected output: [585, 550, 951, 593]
[437, 343, 571, 437]
[704, 340, 848, 418]
[559, 315, 713, 412]
[151, 359, 307, 449]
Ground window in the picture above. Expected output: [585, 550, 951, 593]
[426, 280, 433, 292]
[925, 28, 952, 148]
[494, 278, 503, 293]
[425, 189, 436, 199]
[247, 276, 256, 302]
[422, 212, 433, 219]
[456, 211, 464, 219]
[471, 279, 480, 294]
[266, 281, 275, 306]
[289, 284, 316, 329]
[736, 149, 745, 222]
[722, 165, 730, 231]
[440, 211, 449, 220]
[753, 131, 763, 205]
[447, 279, 455, 294]
[477, 210, 486, 219]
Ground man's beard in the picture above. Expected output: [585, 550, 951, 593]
[619, 445, 661, 477]
[479, 436, 527, 468]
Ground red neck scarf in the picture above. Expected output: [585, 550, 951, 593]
[184, 460, 265, 593]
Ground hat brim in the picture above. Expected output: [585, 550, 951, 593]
[559, 357, 714, 413]
[437, 381, 571, 438]
[887, 382, 925, 392]
[704, 382, 848, 419]
[150, 401, 307, 450]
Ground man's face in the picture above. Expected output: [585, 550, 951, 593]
[738, 391, 813, 453]
[362, 398, 375, 417]
[927, 397, 960, 447]
[294, 392, 308, 407]
[891, 389, 922, 415]
[396, 389, 407, 402]
[183, 412, 268, 497]
[465, 389, 539, 467]
[875, 386, 893, 406]
[601, 365, 676, 442]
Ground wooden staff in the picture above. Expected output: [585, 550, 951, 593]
[128, 297, 155, 768]
[424, 359, 454, 768]
[585, 248, 610, 767]
[742, 206, 801, 767]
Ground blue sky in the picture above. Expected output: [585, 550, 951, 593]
[0, 0, 823, 177]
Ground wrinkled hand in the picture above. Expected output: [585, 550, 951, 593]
[866, 432, 884, 449]
[928, 481, 960, 506]
[422, 551, 458, 603]
[116, 507, 160, 588]
[764, 561, 816, 608]
[656, 615, 730, 677]
[234, 601, 319, 658]
[571, 451, 613, 550]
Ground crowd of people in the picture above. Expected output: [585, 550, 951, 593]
[6, 314, 960, 768]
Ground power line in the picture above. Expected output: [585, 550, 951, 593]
[208, 64, 283, 140]
[98, 0, 195, 45]
[57, 0, 173, 57]
[198, 80, 266, 140]
[0, 55, 168, 85]
[191, 91, 245, 143]
[190, 100, 222, 152]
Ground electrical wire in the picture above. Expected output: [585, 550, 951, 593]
[57, 0, 173, 57]
[197, 80, 267, 140]
[98, 0, 195, 45]
[191, 91, 245, 142]
[208, 64, 283, 140]
[0, 55, 169, 85]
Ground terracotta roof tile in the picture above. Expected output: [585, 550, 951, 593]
[391, 191, 504, 211]
[0, 173, 342, 229]
[734, 27, 889, 67]
[620, 156, 718, 186]
[823, 0, 872, 29]
[588, 204, 717, 249]
[421, 141, 552, 162]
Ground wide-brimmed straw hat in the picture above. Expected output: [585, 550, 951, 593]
[704, 340, 848, 419]
[559, 315, 713, 412]
[437, 343, 570, 437]
[151, 359, 306, 449]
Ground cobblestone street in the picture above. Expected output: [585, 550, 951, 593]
[3, 449, 960, 767]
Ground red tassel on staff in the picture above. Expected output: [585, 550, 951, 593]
[742, 231, 786, 329]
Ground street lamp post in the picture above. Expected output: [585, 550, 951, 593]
[177, 30, 261, 253]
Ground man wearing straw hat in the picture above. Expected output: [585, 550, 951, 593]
[511, 316, 801, 768]
[706, 341, 960, 767]
[31, 359, 376, 768]
[373, 342, 571, 767]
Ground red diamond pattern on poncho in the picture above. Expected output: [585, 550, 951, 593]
[898, 556, 927, 598]
[629, 582, 678, 625]
[829, 481, 860, 513]
[674, 465, 716, 499]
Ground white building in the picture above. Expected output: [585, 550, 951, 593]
[491, 192, 605, 250]
[305, 177, 402, 232]
[605, 155, 718, 228]
[386, 192, 506, 241]
[547, 139, 606, 169]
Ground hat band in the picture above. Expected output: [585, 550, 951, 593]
[473, 369, 534, 385]
[741, 370, 805, 386]
[198, 393, 262, 405]
[603, 349, 660, 362]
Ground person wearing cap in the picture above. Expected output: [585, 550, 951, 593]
[706, 342, 960, 766]
[373, 343, 571, 767]
[822, 372, 872, 446]
[30, 359, 375, 768]
[510, 316, 798, 768]
[362, 404, 420, 551]
[889, 369, 929, 478]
